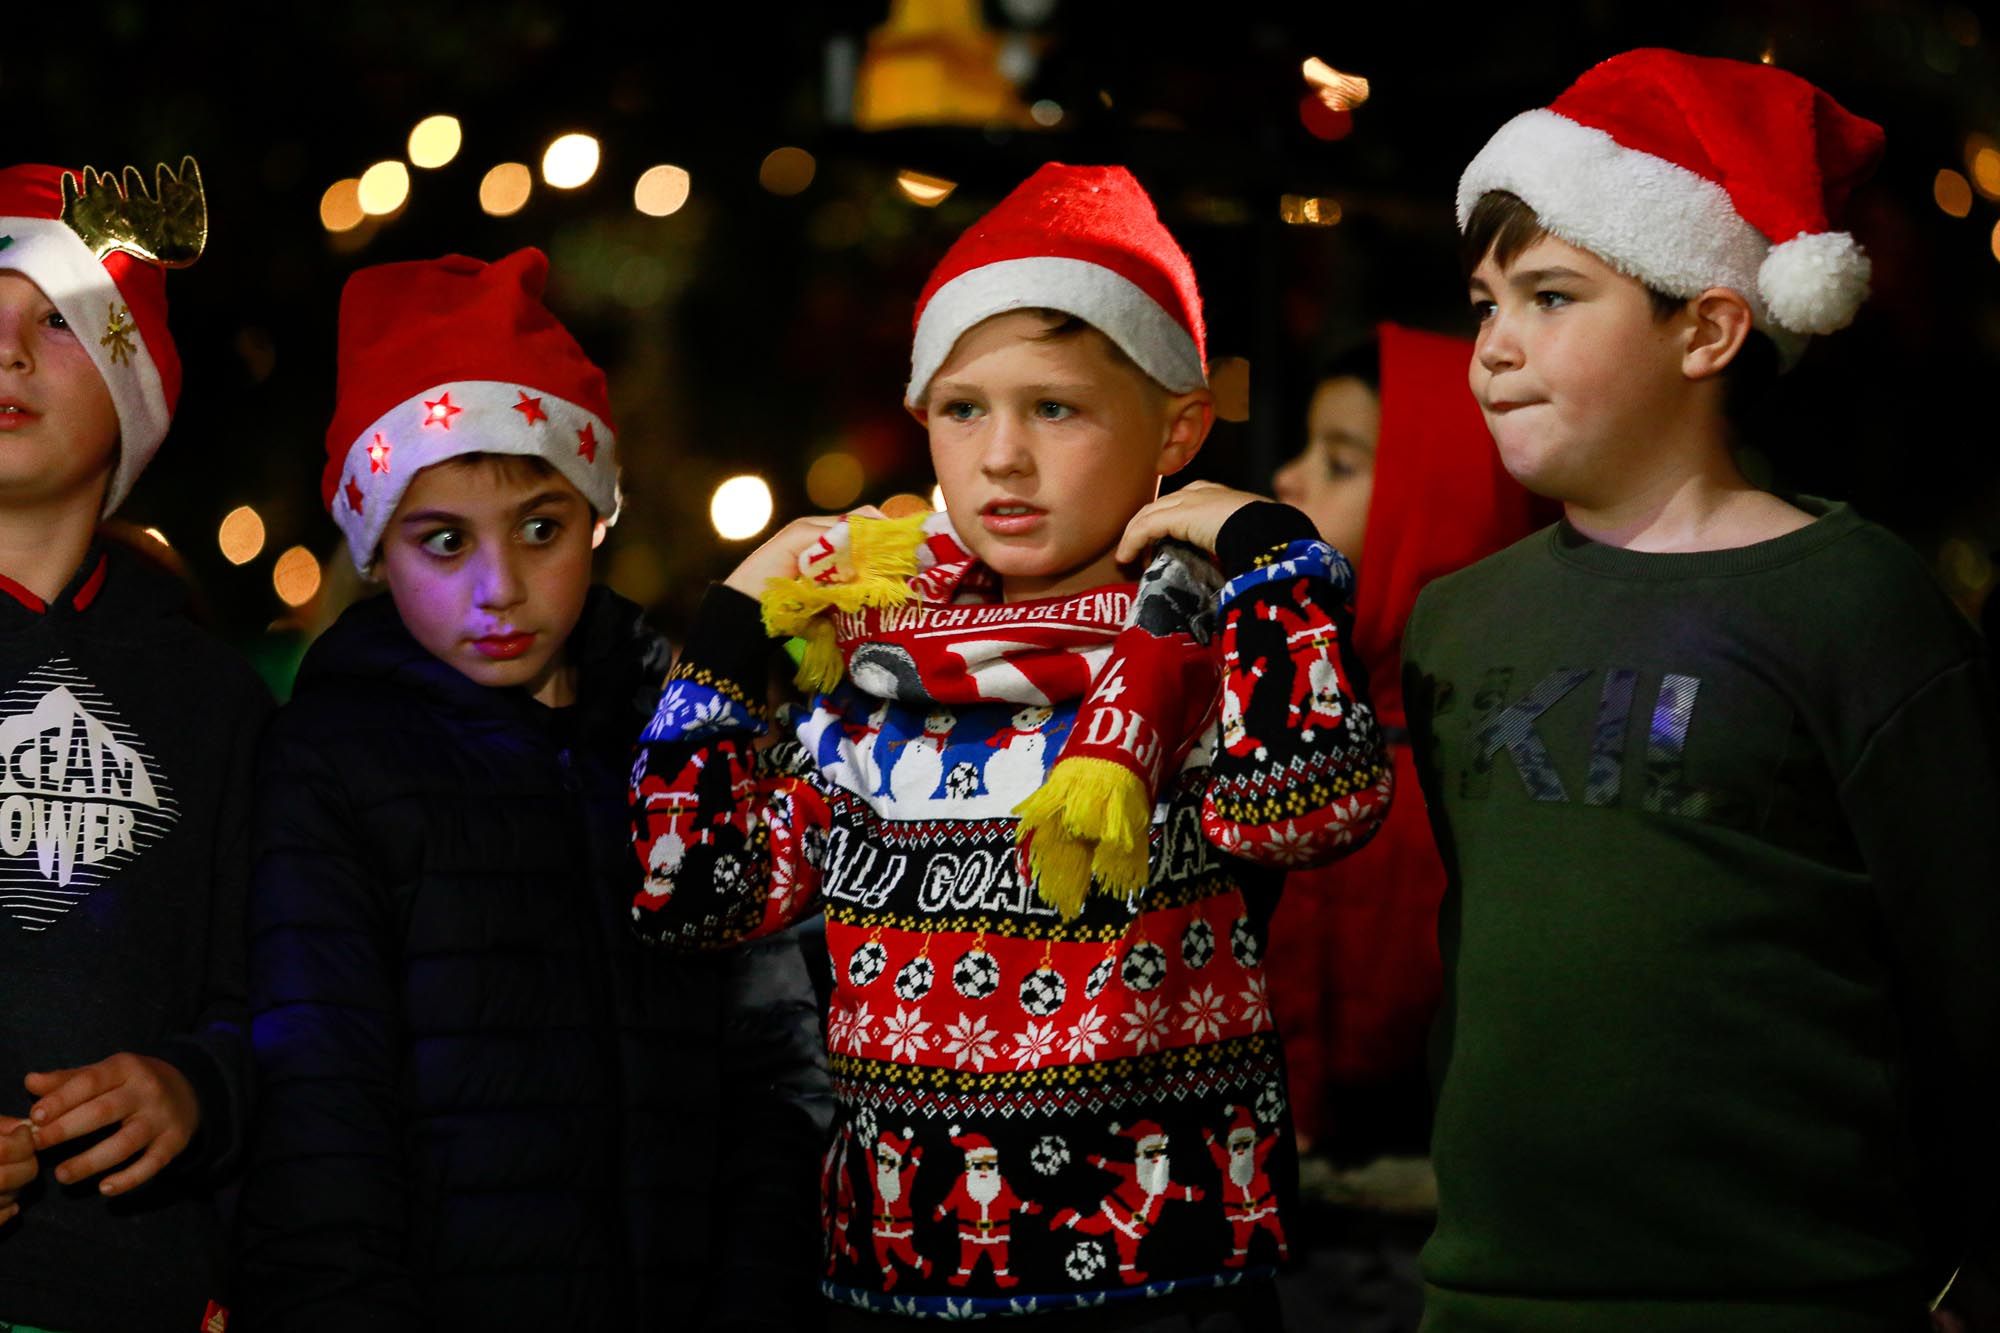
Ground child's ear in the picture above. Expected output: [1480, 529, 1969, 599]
[1155, 387, 1215, 478]
[1683, 288, 1755, 382]
[591, 518, 609, 549]
[905, 401, 929, 428]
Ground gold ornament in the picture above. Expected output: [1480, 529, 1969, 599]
[59, 156, 207, 268]
[101, 304, 137, 365]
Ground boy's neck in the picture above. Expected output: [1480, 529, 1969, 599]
[0, 492, 103, 604]
[999, 549, 1127, 604]
[1564, 437, 1812, 555]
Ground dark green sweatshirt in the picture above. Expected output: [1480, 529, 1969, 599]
[1402, 501, 2000, 1333]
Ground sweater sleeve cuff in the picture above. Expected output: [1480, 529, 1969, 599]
[1216, 501, 1322, 578]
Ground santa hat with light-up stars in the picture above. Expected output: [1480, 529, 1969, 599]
[322, 247, 619, 570]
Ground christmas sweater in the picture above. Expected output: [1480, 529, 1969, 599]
[631, 503, 1391, 1320]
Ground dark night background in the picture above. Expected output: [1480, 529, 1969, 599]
[9, 0, 1999, 690]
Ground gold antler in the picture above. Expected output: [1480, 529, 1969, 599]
[58, 156, 206, 268]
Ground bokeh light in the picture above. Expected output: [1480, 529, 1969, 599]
[408, 115, 463, 169]
[218, 506, 267, 566]
[634, 165, 692, 216]
[896, 170, 956, 206]
[542, 134, 601, 190]
[480, 163, 532, 217]
[1935, 169, 1973, 218]
[357, 161, 410, 216]
[711, 476, 774, 541]
[806, 452, 865, 510]
[319, 179, 363, 232]
[273, 547, 322, 607]
[760, 147, 817, 196]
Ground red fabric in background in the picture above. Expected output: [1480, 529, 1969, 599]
[1267, 323, 1551, 1146]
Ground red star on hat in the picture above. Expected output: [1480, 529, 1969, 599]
[367, 433, 392, 473]
[422, 391, 461, 428]
[344, 475, 365, 513]
[512, 390, 547, 425]
[576, 420, 598, 463]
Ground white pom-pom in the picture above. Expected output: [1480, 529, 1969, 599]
[1758, 231, 1870, 335]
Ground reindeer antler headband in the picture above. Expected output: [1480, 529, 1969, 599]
[58, 156, 206, 268]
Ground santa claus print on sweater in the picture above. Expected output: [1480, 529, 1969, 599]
[632, 521, 1388, 1317]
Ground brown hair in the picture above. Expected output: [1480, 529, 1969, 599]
[1460, 191, 1777, 419]
[431, 451, 564, 487]
[1024, 308, 1159, 388]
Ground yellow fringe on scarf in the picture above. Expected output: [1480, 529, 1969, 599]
[758, 511, 930, 692]
[1014, 756, 1153, 921]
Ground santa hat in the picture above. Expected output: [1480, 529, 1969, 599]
[322, 248, 619, 570]
[1222, 1105, 1256, 1144]
[1110, 1120, 1168, 1152]
[906, 163, 1205, 407]
[1457, 48, 1885, 365]
[950, 1127, 996, 1158]
[0, 160, 204, 515]
[876, 1127, 916, 1160]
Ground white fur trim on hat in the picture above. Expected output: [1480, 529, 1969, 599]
[2, 217, 172, 515]
[330, 379, 620, 571]
[1457, 109, 1810, 366]
[906, 256, 1205, 408]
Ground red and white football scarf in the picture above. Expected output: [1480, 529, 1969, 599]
[760, 511, 1222, 918]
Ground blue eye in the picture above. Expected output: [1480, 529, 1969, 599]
[940, 400, 980, 422]
[419, 529, 466, 557]
[1035, 401, 1074, 421]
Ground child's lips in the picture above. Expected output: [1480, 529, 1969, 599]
[471, 632, 536, 661]
[0, 400, 40, 431]
[981, 500, 1046, 536]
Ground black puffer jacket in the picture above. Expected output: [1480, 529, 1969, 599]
[236, 588, 828, 1331]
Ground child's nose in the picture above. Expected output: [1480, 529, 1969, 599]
[474, 548, 527, 610]
[0, 313, 29, 372]
[1476, 317, 1523, 374]
[978, 412, 1032, 478]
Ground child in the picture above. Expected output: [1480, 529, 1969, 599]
[0, 161, 267, 1332]
[631, 164, 1392, 1326]
[235, 250, 828, 1330]
[1267, 325, 1543, 1164]
[1404, 50, 2000, 1332]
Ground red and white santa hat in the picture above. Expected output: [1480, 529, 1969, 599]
[1110, 1120, 1168, 1152]
[906, 163, 1206, 407]
[0, 161, 202, 515]
[1223, 1104, 1256, 1144]
[323, 248, 618, 570]
[876, 1127, 916, 1161]
[1457, 49, 1885, 365]
[950, 1127, 997, 1158]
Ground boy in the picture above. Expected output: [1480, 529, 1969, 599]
[0, 160, 267, 1332]
[236, 250, 828, 1330]
[631, 163, 1392, 1326]
[1404, 50, 2000, 1332]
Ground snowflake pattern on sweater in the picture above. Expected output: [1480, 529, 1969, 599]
[631, 535, 1389, 1318]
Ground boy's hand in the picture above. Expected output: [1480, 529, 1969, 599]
[1114, 481, 1262, 564]
[721, 506, 886, 601]
[0, 1118, 36, 1224]
[24, 1054, 200, 1196]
